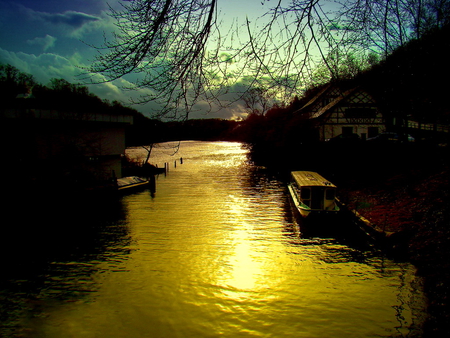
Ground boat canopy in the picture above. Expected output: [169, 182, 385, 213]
[291, 171, 337, 188]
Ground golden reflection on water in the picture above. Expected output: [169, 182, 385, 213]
[226, 229, 262, 291]
[226, 196, 256, 286]
[221, 195, 276, 298]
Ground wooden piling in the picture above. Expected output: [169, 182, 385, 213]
[150, 175, 156, 194]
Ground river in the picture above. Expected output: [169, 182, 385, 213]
[1, 141, 426, 337]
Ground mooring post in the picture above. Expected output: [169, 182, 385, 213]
[180, 157, 183, 164]
[174, 160, 177, 168]
[150, 175, 156, 194]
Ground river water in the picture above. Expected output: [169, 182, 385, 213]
[1, 141, 426, 337]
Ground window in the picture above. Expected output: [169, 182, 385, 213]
[368, 127, 378, 138]
[325, 189, 336, 200]
[342, 127, 353, 135]
[301, 188, 311, 200]
[344, 108, 376, 118]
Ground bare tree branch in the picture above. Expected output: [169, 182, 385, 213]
[88, 0, 450, 121]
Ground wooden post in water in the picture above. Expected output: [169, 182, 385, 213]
[150, 175, 156, 195]
[174, 160, 177, 168]
[180, 157, 183, 164]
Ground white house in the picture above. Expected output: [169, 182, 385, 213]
[298, 84, 386, 141]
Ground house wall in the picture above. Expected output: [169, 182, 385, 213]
[1, 109, 132, 181]
[321, 123, 386, 141]
[81, 126, 127, 178]
[318, 89, 385, 141]
[33, 122, 128, 179]
[78, 126, 126, 157]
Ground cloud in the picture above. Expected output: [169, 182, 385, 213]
[191, 100, 247, 120]
[0, 47, 81, 84]
[31, 10, 100, 29]
[0, 46, 158, 114]
[27, 34, 57, 51]
[88, 77, 128, 100]
[8, 4, 103, 39]
[219, 53, 236, 64]
[327, 22, 350, 31]
[69, 10, 117, 39]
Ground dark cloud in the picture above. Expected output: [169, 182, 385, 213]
[0, 0, 110, 15]
[38, 11, 100, 28]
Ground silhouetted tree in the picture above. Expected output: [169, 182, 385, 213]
[0, 64, 36, 99]
[336, 0, 450, 57]
[242, 86, 277, 116]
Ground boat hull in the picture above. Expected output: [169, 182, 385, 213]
[117, 176, 153, 193]
[288, 184, 312, 217]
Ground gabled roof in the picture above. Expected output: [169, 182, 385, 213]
[295, 82, 379, 120]
[310, 87, 358, 119]
[299, 84, 332, 112]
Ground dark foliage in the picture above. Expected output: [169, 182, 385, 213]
[0, 65, 143, 118]
[356, 24, 450, 124]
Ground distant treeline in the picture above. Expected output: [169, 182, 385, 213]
[0, 65, 143, 118]
[0, 64, 244, 146]
[126, 116, 241, 147]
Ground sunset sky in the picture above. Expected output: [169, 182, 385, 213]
[0, 0, 284, 120]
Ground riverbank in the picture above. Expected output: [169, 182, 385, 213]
[339, 163, 449, 337]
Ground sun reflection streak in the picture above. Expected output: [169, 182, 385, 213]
[227, 232, 260, 290]
[220, 195, 274, 298]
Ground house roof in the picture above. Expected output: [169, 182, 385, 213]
[295, 83, 377, 120]
[299, 84, 331, 112]
[310, 87, 358, 119]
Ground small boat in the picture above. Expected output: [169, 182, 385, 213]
[117, 176, 152, 192]
[288, 171, 340, 217]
